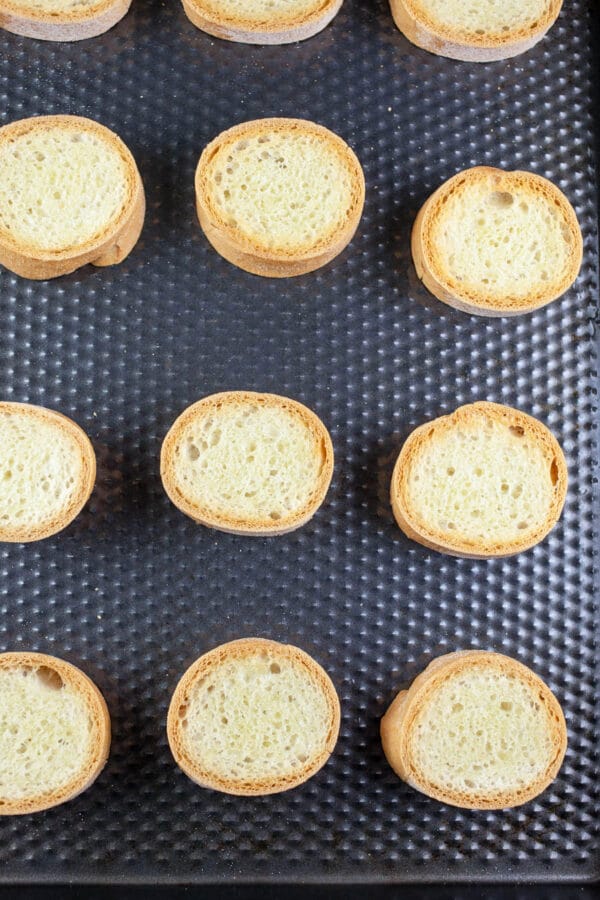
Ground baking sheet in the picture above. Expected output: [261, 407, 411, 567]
[0, 0, 598, 884]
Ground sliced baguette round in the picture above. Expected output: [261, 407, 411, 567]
[390, 0, 563, 62]
[381, 650, 567, 810]
[0, 652, 111, 814]
[0, 115, 145, 280]
[195, 118, 365, 277]
[181, 0, 343, 44]
[0, 401, 96, 542]
[0, 0, 131, 40]
[390, 402, 567, 558]
[167, 638, 341, 796]
[412, 167, 582, 316]
[160, 391, 334, 535]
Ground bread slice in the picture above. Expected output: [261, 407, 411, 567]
[195, 118, 365, 277]
[390, 402, 567, 558]
[390, 0, 563, 62]
[0, 0, 131, 41]
[0, 401, 96, 542]
[0, 115, 145, 279]
[160, 391, 334, 535]
[381, 650, 567, 809]
[181, 0, 343, 44]
[0, 651, 111, 814]
[412, 167, 582, 316]
[167, 638, 340, 796]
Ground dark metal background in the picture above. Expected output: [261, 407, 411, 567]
[0, 0, 597, 886]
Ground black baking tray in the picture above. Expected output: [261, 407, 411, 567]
[0, 0, 598, 891]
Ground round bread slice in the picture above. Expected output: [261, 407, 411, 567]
[412, 167, 582, 316]
[0, 401, 96, 542]
[167, 638, 341, 795]
[0, 0, 131, 41]
[181, 0, 343, 44]
[390, 402, 568, 558]
[0, 115, 145, 280]
[0, 652, 111, 814]
[160, 391, 334, 535]
[381, 650, 567, 810]
[195, 118, 365, 277]
[390, 0, 563, 62]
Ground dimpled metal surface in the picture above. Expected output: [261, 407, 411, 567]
[0, 0, 597, 885]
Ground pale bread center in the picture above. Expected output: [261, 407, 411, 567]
[0, 667, 94, 801]
[410, 667, 557, 796]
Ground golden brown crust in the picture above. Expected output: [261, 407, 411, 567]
[167, 637, 341, 796]
[160, 391, 334, 535]
[0, 651, 111, 815]
[0, 115, 145, 279]
[181, 0, 343, 44]
[390, 0, 563, 61]
[381, 650, 567, 809]
[411, 167, 582, 316]
[0, 401, 96, 543]
[195, 118, 365, 277]
[0, 0, 131, 39]
[390, 402, 568, 558]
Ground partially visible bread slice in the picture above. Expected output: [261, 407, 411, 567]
[181, 0, 343, 44]
[0, 401, 96, 542]
[0, 115, 145, 279]
[381, 650, 567, 809]
[390, 0, 563, 62]
[390, 402, 567, 558]
[412, 167, 582, 316]
[0, 0, 131, 41]
[167, 638, 340, 795]
[0, 652, 110, 814]
[160, 391, 334, 535]
[195, 118, 365, 277]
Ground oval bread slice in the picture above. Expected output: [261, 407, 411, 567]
[167, 638, 341, 795]
[0, 115, 145, 279]
[181, 0, 343, 44]
[0, 401, 96, 542]
[381, 650, 567, 809]
[0, 0, 131, 41]
[195, 118, 365, 277]
[161, 391, 334, 535]
[390, 402, 568, 558]
[412, 167, 582, 316]
[390, 0, 563, 62]
[0, 652, 111, 814]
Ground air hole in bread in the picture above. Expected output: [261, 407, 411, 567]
[36, 666, 63, 690]
[188, 444, 200, 461]
[178, 704, 188, 719]
[509, 425, 525, 437]
[512, 484, 523, 499]
[489, 191, 514, 208]
[501, 701, 512, 711]
[270, 663, 281, 674]
[550, 458, 559, 485]
[269, 511, 281, 520]
[447, 467, 455, 476]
